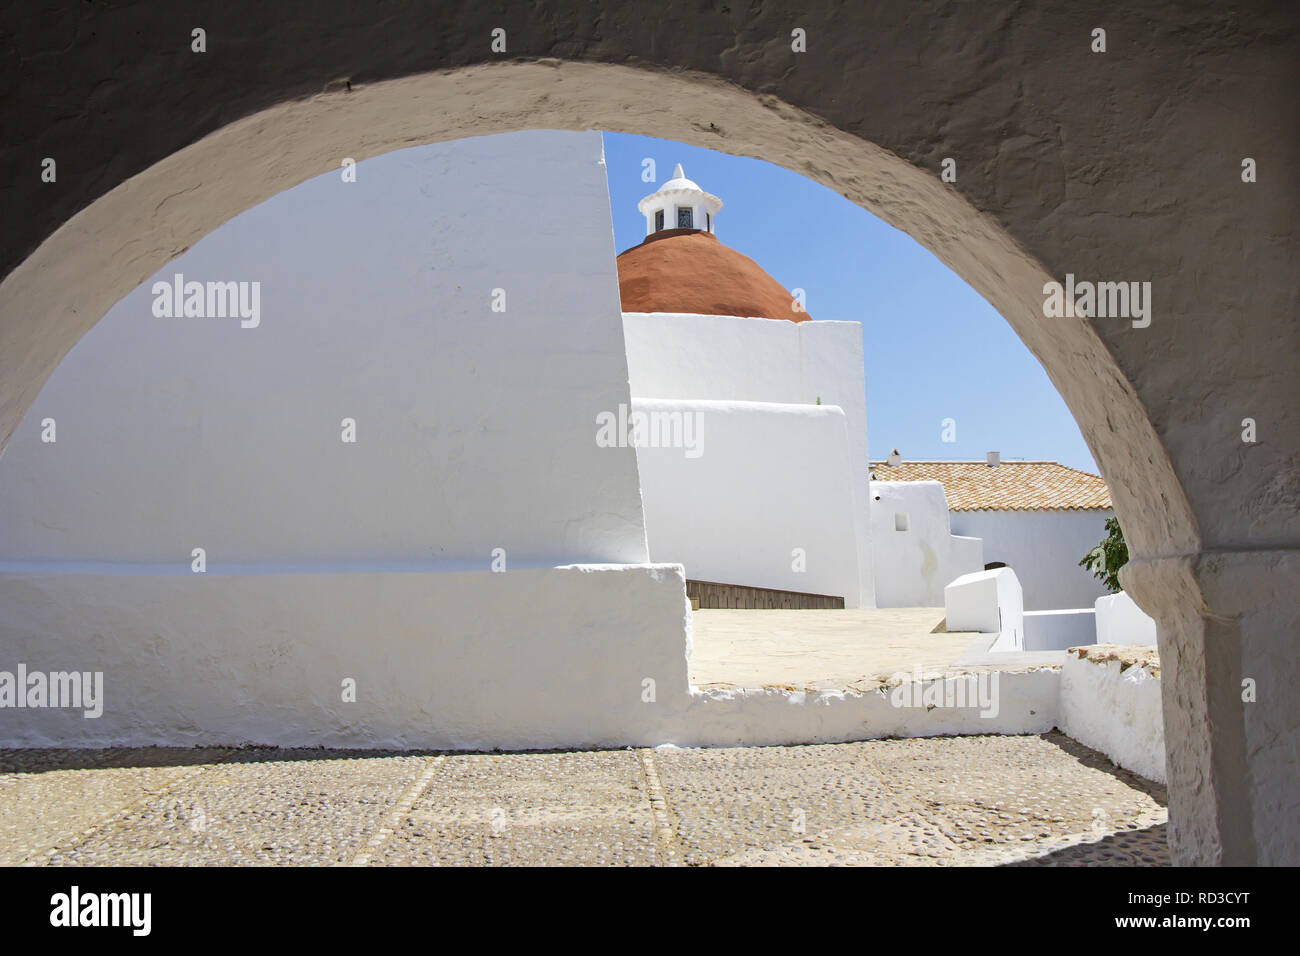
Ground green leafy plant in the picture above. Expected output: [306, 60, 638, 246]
[1080, 516, 1128, 593]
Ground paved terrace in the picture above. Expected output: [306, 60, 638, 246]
[690, 608, 1066, 691]
[0, 734, 1166, 866]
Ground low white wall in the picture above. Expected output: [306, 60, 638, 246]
[0, 564, 693, 749]
[0, 557, 1064, 751]
[945, 567, 1023, 651]
[1095, 591, 1158, 646]
[680, 670, 1060, 746]
[1023, 608, 1097, 651]
[1059, 653, 1166, 783]
[623, 313, 874, 607]
[634, 397, 860, 602]
[948, 509, 1112, 611]
[870, 480, 984, 606]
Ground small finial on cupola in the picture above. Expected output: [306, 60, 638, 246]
[636, 162, 723, 237]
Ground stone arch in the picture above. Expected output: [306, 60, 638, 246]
[0, 53, 1293, 866]
[0, 62, 1196, 553]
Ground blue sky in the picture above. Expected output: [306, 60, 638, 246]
[603, 132, 1099, 474]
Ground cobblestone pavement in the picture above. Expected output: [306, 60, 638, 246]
[0, 732, 1168, 866]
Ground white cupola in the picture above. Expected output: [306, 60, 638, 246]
[636, 163, 723, 237]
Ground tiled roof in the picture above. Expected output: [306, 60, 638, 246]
[868, 460, 1112, 512]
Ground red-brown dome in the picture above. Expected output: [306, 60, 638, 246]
[616, 230, 811, 322]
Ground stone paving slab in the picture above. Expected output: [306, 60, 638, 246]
[377, 750, 659, 866]
[0, 748, 235, 865]
[0, 732, 1168, 866]
[653, 733, 1166, 866]
[19, 750, 434, 866]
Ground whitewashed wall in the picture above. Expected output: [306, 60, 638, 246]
[1059, 653, 1166, 783]
[623, 313, 874, 606]
[945, 567, 1024, 651]
[0, 131, 647, 569]
[949, 509, 1112, 611]
[0, 131, 696, 749]
[869, 480, 984, 606]
[0, 565, 694, 748]
[1095, 591, 1158, 646]
[633, 397, 861, 602]
[1, 558, 1068, 749]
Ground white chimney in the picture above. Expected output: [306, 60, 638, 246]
[987, 451, 1000, 467]
[887, 449, 901, 468]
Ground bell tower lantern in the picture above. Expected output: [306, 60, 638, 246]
[636, 164, 723, 237]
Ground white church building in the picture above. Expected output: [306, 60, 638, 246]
[618, 164, 874, 609]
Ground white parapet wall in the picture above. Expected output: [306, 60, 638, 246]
[0, 555, 1064, 751]
[632, 397, 861, 603]
[0, 563, 696, 749]
[1095, 591, 1158, 646]
[1059, 650, 1166, 783]
[944, 567, 1024, 651]
[623, 312, 875, 607]
[680, 670, 1060, 747]
[870, 480, 984, 607]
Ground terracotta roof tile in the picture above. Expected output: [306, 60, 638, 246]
[868, 460, 1112, 512]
